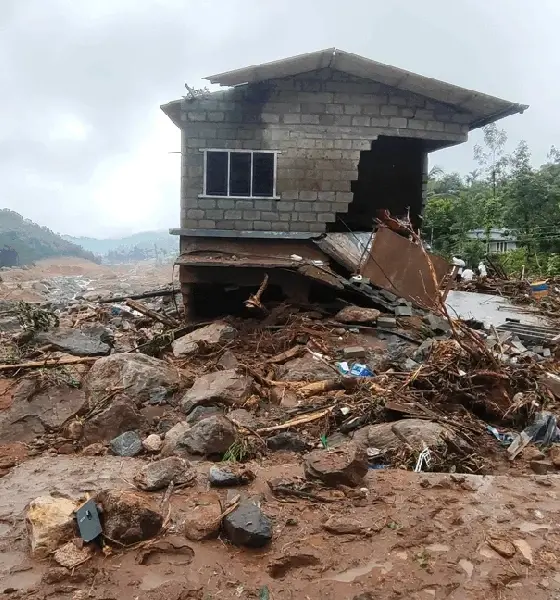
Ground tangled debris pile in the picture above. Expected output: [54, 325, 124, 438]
[1, 258, 560, 596]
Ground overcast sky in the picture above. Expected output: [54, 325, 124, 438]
[1, 0, 558, 237]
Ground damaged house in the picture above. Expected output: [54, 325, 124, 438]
[161, 48, 526, 316]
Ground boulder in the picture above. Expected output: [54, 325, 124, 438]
[26, 496, 78, 558]
[181, 370, 253, 414]
[172, 322, 237, 358]
[142, 434, 163, 453]
[185, 405, 223, 425]
[82, 398, 144, 444]
[352, 419, 453, 452]
[0, 385, 86, 443]
[36, 327, 110, 357]
[84, 353, 185, 409]
[96, 490, 163, 545]
[160, 421, 190, 457]
[223, 500, 272, 548]
[335, 306, 381, 324]
[266, 432, 310, 453]
[278, 356, 335, 382]
[303, 441, 368, 487]
[110, 431, 143, 457]
[177, 415, 236, 457]
[181, 492, 222, 541]
[133, 457, 196, 491]
[208, 464, 255, 487]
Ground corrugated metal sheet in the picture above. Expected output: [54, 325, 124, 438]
[362, 227, 449, 309]
[205, 48, 527, 130]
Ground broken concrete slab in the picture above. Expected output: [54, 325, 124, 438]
[84, 353, 185, 409]
[303, 441, 368, 487]
[181, 369, 253, 414]
[36, 327, 111, 356]
[172, 322, 237, 357]
[335, 306, 381, 324]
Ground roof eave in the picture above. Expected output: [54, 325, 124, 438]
[469, 103, 529, 131]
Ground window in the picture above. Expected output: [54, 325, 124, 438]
[201, 149, 278, 198]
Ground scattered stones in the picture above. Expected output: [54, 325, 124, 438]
[377, 316, 397, 329]
[208, 464, 255, 487]
[110, 431, 143, 457]
[323, 516, 367, 535]
[267, 551, 321, 578]
[97, 490, 163, 545]
[181, 492, 222, 541]
[223, 500, 273, 548]
[26, 496, 78, 558]
[84, 353, 185, 409]
[266, 432, 310, 453]
[36, 327, 110, 356]
[335, 306, 381, 324]
[160, 421, 190, 457]
[176, 415, 236, 457]
[82, 398, 144, 444]
[423, 313, 451, 334]
[342, 346, 367, 359]
[142, 434, 163, 453]
[181, 370, 253, 414]
[185, 405, 223, 424]
[304, 442, 368, 487]
[172, 322, 237, 357]
[133, 457, 196, 491]
[217, 350, 239, 369]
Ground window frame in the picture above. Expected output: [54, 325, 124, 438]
[199, 148, 280, 200]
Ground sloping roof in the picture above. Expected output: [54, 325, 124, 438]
[206, 48, 527, 130]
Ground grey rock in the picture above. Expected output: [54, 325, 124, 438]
[110, 431, 143, 457]
[185, 405, 223, 424]
[84, 353, 185, 409]
[172, 322, 237, 357]
[160, 421, 190, 457]
[402, 358, 420, 371]
[379, 289, 398, 303]
[0, 315, 21, 332]
[36, 327, 110, 356]
[267, 432, 310, 453]
[377, 316, 397, 329]
[82, 289, 113, 302]
[181, 369, 253, 414]
[423, 313, 451, 334]
[82, 398, 145, 444]
[217, 350, 239, 369]
[223, 500, 273, 548]
[227, 408, 256, 429]
[394, 305, 413, 317]
[412, 339, 436, 362]
[279, 355, 334, 382]
[134, 457, 195, 491]
[208, 464, 254, 487]
[177, 415, 236, 457]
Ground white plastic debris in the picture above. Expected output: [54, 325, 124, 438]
[290, 254, 302, 261]
[340, 406, 351, 416]
[414, 447, 432, 472]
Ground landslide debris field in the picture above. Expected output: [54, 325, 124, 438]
[1, 260, 560, 599]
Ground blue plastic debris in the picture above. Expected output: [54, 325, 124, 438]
[336, 361, 374, 377]
[486, 425, 514, 446]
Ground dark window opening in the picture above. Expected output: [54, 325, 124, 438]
[252, 152, 274, 197]
[206, 151, 228, 196]
[204, 150, 276, 198]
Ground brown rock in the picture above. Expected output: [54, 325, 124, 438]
[549, 445, 560, 468]
[217, 350, 239, 369]
[133, 457, 196, 492]
[172, 322, 237, 358]
[304, 442, 368, 488]
[269, 387, 299, 408]
[97, 490, 163, 545]
[181, 370, 253, 414]
[353, 419, 453, 452]
[82, 397, 144, 444]
[530, 460, 553, 475]
[82, 443, 106, 456]
[160, 421, 190, 457]
[322, 516, 366, 535]
[53, 540, 94, 568]
[267, 551, 321, 578]
[522, 445, 545, 462]
[66, 420, 84, 441]
[487, 537, 516, 558]
[181, 492, 222, 541]
[26, 496, 78, 558]
[57, 443, 75, 455]
[335, 306, 381, 324]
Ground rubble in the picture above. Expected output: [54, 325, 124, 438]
[26, 496, 78, 558]
[303, 442, 369, 487]
[133, 456, 195, 491]
[181, 369, 253, 413]
[223, 499, 273, 548]
[96, 489, 164, 545]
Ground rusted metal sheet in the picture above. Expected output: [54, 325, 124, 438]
[362, 227, 449, 309]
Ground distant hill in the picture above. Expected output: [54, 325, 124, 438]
[0, 209, 99, 266]
[63, 230, 178, 256]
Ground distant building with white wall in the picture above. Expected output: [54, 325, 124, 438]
[467, 228, 517, 253]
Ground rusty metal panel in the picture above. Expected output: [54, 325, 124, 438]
[362, 227, 449, 309]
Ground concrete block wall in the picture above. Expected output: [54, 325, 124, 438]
[179, 68, 471, 233]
